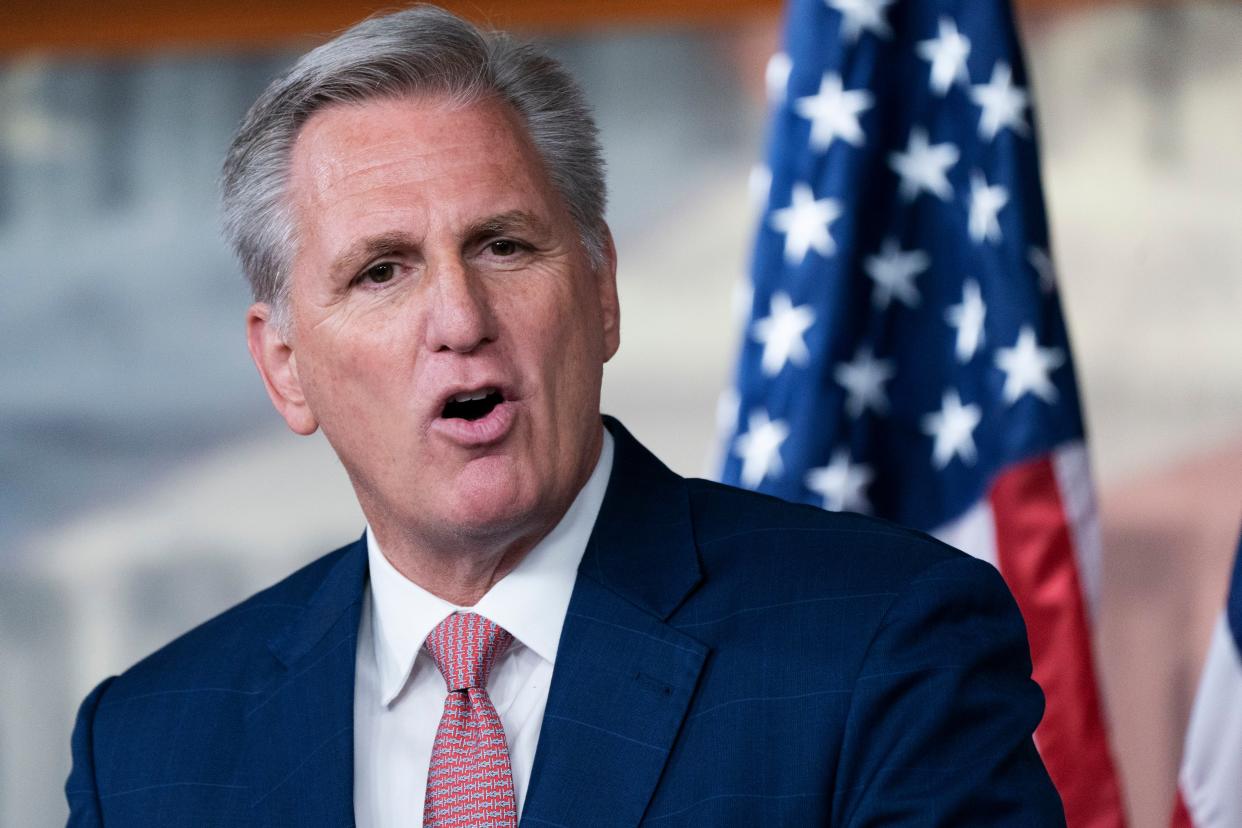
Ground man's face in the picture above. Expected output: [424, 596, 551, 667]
[256, 94, 619, 554]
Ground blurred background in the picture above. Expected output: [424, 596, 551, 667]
[0, 0, 1239, 824]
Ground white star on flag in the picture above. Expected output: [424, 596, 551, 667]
[922, 388, 983, 469]
[945, 279, 987, 362]
[765, 52, 792, 106]
[805, 449, 874, 512]
[794, 72, 874, 152]
[865, 238, 929, 309]
[889, 128, 959, 202]
[968, 170, 1009, 244]
[752, 291, 817, 376]
[834, 345, 895, 417]
[825, 0, 895, 42]
[995, 325, 1065, 404]
[970, 61, 1030, 140]
[769, 182, 843, 265]
[917, 17, 971, 95]
[1028, 246, 1056, 293]
[734, 409, 790, 488]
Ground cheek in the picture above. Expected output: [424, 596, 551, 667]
[539, 319, 606, 436]
[528, 307, 596, 392]
[299, 325, 411, 426]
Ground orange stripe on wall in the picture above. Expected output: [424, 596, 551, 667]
[0, 0, 782, 56]
[1, 0, 1131, 56]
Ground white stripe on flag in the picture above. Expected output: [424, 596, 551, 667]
[1052, 441, 1102, 618]
[1179, 615, 1242, 828]
[932, 498, 999, 570]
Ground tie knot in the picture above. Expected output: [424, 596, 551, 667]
[424, 612, 515, 692]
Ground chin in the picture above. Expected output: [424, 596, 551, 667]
[445, 458, 540, 537]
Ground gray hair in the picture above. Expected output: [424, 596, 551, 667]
[220, 5, 607, 329]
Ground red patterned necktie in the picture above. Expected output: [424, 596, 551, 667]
[423, 612, 518, 828]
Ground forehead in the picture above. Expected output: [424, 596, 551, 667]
[286, 94, 563, 239]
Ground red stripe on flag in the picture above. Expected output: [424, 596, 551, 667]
[990, 455, 1127, 828]
[1170, 789, 1194, 828]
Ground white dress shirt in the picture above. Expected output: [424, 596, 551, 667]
[353, 431, 614, 827]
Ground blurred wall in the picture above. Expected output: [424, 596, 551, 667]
[1, 3, 1240, 825]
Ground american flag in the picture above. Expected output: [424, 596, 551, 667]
[1172, 529, 1242, 828]
[716, 0, 1127, 824]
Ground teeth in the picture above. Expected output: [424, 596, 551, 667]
[451, 388, 494, 403]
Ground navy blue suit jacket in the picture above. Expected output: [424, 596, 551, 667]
[67, 418, 1064, 825]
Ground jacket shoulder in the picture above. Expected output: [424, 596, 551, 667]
[685, 478, 967, 586]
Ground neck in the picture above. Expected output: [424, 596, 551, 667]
[372, 529, 538, 606]
[366, 429, 605, 605]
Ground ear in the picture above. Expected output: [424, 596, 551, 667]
[595, 227, 621, 362]
[246, 302, 319, 435]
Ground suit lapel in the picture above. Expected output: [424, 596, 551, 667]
[247, 537, 367, 825]
[521, 418, 708, 827]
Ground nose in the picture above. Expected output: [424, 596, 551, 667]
[423, 257, 496, 354]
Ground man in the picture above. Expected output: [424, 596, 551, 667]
[66, 6, 1064, 826]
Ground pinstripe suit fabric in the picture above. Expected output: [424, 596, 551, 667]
[67, 417, 1064, 826]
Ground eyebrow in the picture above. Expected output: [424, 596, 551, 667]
[462, 210, 553, 246]
[329, 231, 420, 280]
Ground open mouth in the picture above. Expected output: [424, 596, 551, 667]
[440, 388, 505, 422]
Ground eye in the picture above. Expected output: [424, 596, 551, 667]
[488, 239, 519, 257]
[361, 262, 396, 284]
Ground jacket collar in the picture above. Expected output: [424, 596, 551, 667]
[580, 416, 703, 618]
[266, 535, 369, 668]
[520, 417, 708, 827]
[250, 536, 367, 824]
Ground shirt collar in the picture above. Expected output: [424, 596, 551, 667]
[366, 430, 614, 706]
